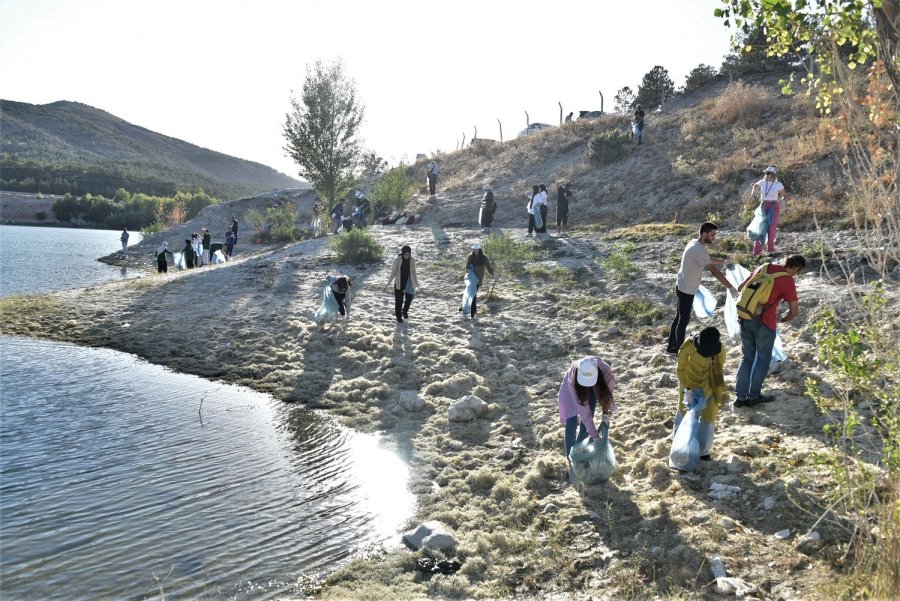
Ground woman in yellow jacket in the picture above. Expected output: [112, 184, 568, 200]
[387, 245, 418, 323]
[675, 326, 727, 460]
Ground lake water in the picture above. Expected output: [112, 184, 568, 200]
[0, 225, 143, 296]
[0, 227, 415, 599]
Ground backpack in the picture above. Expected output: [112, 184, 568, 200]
[736, 264, 789, 320]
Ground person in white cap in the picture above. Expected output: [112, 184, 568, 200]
[750, 166, 787, 255]
[557, 356, 617, 459]
[154, 241, 174, 273]
[463, 242, 494, 319]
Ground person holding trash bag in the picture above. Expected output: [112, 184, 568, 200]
[462, 242, 494, 320]
[388, 245, 418, 323]
[672, 327, 728, 467]
[526, 185, 541, 235]
[154, 241, 174, 273]
[322, 274, 352, 322]
[558, 356, 617, 458]
[749, 166, 787, 256]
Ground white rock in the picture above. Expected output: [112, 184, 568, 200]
[725, 456, 749, 474]
[398, 391, 425, 412]
[707, 482, 741, 500]
[803, 531, 821, 541]
[496, 448, 514, 460]
[761, 496, 777, 510]
[720, 517, 737, 531]
[402, 520, 457, 551]
[542, 503, 558, 514]
[775, 529, 792, 539]
[448, 394, 488, 422]
[606, 326, 620, 336]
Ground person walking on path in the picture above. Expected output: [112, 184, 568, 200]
[556, 183, 572, 236]
[480, 187, 497, 228]
[387, 245, 418, 323]
[325, 274, 353, 322]
[750, 166, 787, 256]
[426, 161, 439, 197]
[675, 326, 728, 460]
[463, 242, 494, 320]
[633, 104, 645, 144]
[231, 216, 239, 243]
[120, 227, 129, 258]
[734, 255, 805, 406]
[666, 222, 737, 355]
[558, 356, 617, 461]
[155, 242, 174, 273]
[527, 185, 540, 235]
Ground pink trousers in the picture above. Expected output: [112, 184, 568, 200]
[753, 201, 780, 255]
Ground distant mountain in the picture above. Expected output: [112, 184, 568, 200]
[0, 100, 306, 199]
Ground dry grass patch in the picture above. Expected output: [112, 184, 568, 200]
[706, 82, 774, 125]
[606, 223, 694, 242]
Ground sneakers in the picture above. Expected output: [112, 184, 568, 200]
[396, 317, 403, 323]
[700, 454, 712, 461]
[736, 394, 775, 407]
[402, 311, 408, 319]
[734, 398, 747, 408]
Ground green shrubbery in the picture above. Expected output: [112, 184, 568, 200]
[588, 131, 632, 165]
[370, 166, 414, 213]
[327, 227, 384, 263]
[53, 188, 218, 229]
[600, 242, 641, 280]
[247, 203, 298, 243]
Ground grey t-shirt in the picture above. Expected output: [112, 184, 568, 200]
[676, 239, 710, 294]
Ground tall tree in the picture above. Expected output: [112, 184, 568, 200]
[681, 63, 721, 94]
[613, 86, 636, 114]
[635, 65, 675, 108]
[283, 59, 364, 205]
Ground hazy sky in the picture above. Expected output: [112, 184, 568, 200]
[1, 0, 734, 179]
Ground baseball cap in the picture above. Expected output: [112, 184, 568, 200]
[764, 166, 777, 174]
[576, 358, 599, 387]
[472, 242, 482, 250]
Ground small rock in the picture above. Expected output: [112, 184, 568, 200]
[656, 373, 674, 388]
[760, 496, 777, 510]
[708, 482, 741, 500]
[690, 514, 709, 525]
[496, 448, 514, 460]
[398, 391, 425, 412]
[720, 517, 737, 531]
[542, 503, 558, 514]
[606, 326, 620, 336]
[775, 528, 792, 540]
[725, 456, 750, 474]
[448, 395, 488, 422]
[805, 531, 821, 541]
[402, 520, 457, 551]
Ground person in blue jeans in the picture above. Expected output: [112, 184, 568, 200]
[557, 356, 617, 460]
[734, 255, 805, 406]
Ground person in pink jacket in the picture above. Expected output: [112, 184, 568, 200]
[558, 356, 617, 458]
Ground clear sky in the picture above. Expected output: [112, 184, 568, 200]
[0, 0, 733, 180]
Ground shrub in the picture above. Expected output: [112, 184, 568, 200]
[327, 227, 383, 263]
[370, 165, 414, 212]
[682, 63, 720, 95]
[600, 242, 641, 280]
[140, 221, 165, 236]
[706, 82, 773, 125]
[588, 131, 632, 165]
[35, 211, 47, 221]
[482, 230, 537, 276]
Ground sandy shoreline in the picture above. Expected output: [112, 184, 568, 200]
[0, 217, 888, 599]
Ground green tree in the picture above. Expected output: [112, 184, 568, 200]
[283, 59, 365, 206]
[635, 65, 675, 108]
[681, 63, 720, 94]
[359, 150, 388, 178]
[613, 86, 636, 114]
[370, 165, 414, 213]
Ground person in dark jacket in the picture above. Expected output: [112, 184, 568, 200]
[556, 183, 572, 236]
[231, 216, 239, 242]
[330, 201, 344, 234]
[326, 275, 352, 321]
[182, 239, 196, 269]
[633, 104, 645, 144]
[463, 242, 494, 320]
[155, 242, 174, 273]
[200, 229, 211, 266]
[480, 187, 497, 228]
[225, 229, 235, 258]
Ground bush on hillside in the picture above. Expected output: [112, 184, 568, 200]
[327, 227, 383, 263]
[588, 131, 632, 165]
[370, 166, 414, 212]
[707, 82, 773, 124]
[681, 63, 721, 95]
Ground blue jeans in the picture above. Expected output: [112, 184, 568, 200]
[564, 390, 596, 457]
[735, 318, 776, 400]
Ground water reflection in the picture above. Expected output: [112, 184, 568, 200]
[0, 337, 414, 600]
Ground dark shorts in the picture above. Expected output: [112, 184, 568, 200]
[557, 211, 569, 226]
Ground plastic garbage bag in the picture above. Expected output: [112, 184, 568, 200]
[724, 264, 751, 338]
[746, 204, 768, 242]
[405, 278, 416, 297]
[314, 282, 340, 323]
[534, 205, 544, 230]
[460, 268, 478, 316]
[173, 251, 185, 270]
[769, 331, 786, 373]
[669, 390, 710, 472]
[693, 285, 717, 319]
[211, 250, 226, 264]
[568, 422, 616, 484]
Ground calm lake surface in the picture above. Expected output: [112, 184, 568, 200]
[0, 227, 415, 599]
[0, 224, 143, 296]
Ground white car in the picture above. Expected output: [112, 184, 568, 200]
[517, 123, 555, 137]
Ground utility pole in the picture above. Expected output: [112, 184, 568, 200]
[598, 90, 604, 114]
[558, 101, 563, 125]
[497, 118, 503, 143]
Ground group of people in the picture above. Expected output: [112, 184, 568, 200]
[525, 182, 573, 236]
[152, 216, 239, 273]
[561, 210, 803, 475]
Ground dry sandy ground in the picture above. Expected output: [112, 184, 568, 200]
[1, 201, 892, 600]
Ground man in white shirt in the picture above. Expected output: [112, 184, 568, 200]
[666, 222, 737, 355]
[750, 165, 787, 255]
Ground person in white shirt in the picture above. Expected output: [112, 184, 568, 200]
[537, 184, 549, 233]
[750, 165, 787, 255]
[665, 222, 737, 355]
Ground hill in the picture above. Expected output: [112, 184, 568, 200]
[0, 99, 306, 199]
